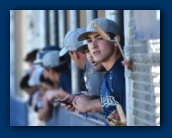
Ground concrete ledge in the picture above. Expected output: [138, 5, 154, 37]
[46, 106, 105, 126]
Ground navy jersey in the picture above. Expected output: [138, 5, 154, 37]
[100, 57, 126, 118]
[59, 66, 72, 94]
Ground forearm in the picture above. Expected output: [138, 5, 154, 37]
[88, 99, 102, 112]
[38, 108, 52, 122]
[53, 88, 68, 99]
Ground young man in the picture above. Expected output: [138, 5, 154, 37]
[78, 18, 126, 124]
[33, 46, 62, 79]
[60, 28, 105, 96]
[70, 41, 106, 113]
[42, 50, 71, 95]
[59, 29, 105, 112]
[35, 51, 70, 122]
[56, 28, 85, 110]
[46, 28, 86, 111]
[77, 40, 106, 93]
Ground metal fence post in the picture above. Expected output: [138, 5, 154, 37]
[69, 10, 81, 94]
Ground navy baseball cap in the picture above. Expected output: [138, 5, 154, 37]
[33, 46, 61, 65]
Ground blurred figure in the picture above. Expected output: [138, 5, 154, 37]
[41, 50, 71, 105]
[33, 45, 61, 65]
[33, 46, 62, 78]
[28, 66, 53, 122]
[39, 74, 55, 90]
[19, 73, 38, 107]
[42, 50, 71, 93]
[24, 49, 39, 72]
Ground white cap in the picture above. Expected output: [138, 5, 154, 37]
[28, 66, 44, 86]
[33, 46, 60, 65]
[78, 18, 119, 41]
[42, 51, 65, 68]
[59, 28, 86, 56]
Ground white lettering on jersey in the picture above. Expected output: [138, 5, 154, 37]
[100, 95, 119, 108]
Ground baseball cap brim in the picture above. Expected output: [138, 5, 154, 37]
[33, 58, 42, 65]
[28, 77, 35, 86]
[78, 31, 96, 41]
[59, 47, 68, 57]
[76, 43, 88, 54]
[28, 67, 44, 86]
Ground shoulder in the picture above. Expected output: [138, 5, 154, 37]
[60, 67, 71, 78]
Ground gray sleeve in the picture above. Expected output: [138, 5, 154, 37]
[85, 62, 104, 96]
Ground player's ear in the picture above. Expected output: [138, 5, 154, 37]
[74, 51, 80, 59]
[76, 52, 80, 59]
[49, 69, 55, 74]
[114, 35, 120, 47]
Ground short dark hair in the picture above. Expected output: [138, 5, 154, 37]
[40, 74, 54, 87]
[107, 32, 124, 49]
[20, 74, 31, 89]
[25, 49, 39, 62]
[52, 62, 68, 73]
[107, 32, 116, 39]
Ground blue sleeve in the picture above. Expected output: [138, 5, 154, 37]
[59, 68, 72, 94]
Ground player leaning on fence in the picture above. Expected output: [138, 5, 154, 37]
[78, 18, 126, 126]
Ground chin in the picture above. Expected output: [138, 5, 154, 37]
[94, 58, 101, 63]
